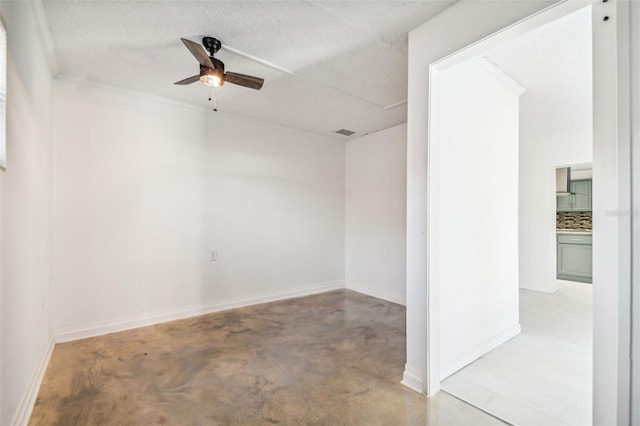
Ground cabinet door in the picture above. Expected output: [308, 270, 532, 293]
[557, 194, 572, 211]
[571, 179, 592, 211]
[557, 241, 592, 283]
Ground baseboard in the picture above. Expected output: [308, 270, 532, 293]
[346, 282, 406, 306]
[401, 363, 424, 394]
[54, 280, 345, 343]
[11, 335, 55, 426]
[440, 323, 521, 380]
[519, 284, 556, 293]
[557, 277, 592, 285]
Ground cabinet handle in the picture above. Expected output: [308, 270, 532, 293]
[570, 238, 584, 241]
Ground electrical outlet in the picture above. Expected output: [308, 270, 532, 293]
[210, 250, 218, 261]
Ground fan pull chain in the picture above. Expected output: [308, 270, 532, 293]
[208, 87, 218, 112]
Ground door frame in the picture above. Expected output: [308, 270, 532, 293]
[421, 1, 632, 424]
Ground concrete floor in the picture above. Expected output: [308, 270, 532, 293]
[31, 289, 505, 425]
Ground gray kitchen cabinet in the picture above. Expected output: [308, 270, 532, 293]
[557, 234, 592, 283]
[557, 193, 572, 211]
[557, 179, 592, 212]
[571, 179, 592, 211]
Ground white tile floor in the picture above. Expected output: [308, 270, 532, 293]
[441, 281, 592, 426]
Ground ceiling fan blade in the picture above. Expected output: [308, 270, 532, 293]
[174, 75, 200, 85]
[181, 38, 214, 69]
[224, 72, 264, 90]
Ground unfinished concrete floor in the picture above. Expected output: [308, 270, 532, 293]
[31, 289, 504, 425]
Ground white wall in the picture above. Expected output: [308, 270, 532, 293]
[345, 124, 406, 305]
[431, 58, 522, 379]
[0, 2, 55, 424]
[404, 0, 561, 395]
[514, 9, 593, 293]
[51, 81, 346, 338]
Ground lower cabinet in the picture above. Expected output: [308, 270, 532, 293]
[557, 234, 592, 283]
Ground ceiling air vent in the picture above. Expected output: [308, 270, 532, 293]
[335, 129, 356, 136]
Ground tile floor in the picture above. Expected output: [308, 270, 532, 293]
[442, 281, 592, 426]
[31, 289, 506, 425]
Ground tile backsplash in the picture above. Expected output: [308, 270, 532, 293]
[556, 211, 592, 230]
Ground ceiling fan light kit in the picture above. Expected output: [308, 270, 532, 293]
[175, 37, 264, 92]
[200, 66, 224, 88]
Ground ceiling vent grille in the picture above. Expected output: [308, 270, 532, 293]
[335, 128, 355, 136]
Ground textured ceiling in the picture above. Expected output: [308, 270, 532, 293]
[483, 7, 592, 139]
[41, 0, 456, 139]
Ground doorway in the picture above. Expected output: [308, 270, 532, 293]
[432, 8, 594, 424]
[419, 1, 632, 424]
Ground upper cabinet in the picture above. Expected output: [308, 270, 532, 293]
[557, 179, 592, 212]
[571, 179, 592, 211]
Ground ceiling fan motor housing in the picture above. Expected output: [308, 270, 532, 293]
[200, 57, 224, 72]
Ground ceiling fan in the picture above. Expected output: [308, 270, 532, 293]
[174, 37, 264, 91]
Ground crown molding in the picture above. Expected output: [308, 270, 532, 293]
[472, 56, 526, 95]
[54, 74, 347, 142]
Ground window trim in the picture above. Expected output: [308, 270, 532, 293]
[0, 16, 7, 171]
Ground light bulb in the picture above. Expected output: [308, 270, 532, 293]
[200, 74, 222, 88]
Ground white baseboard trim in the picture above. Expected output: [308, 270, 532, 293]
[401, 363, 424, 394]
[346, 282, 406, 306]
[54, 280, 345, 343]
[440, 323, 521, 380]
[11, 335, 55, 426]
[520, 284, 557, 293]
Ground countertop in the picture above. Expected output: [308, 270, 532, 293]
[556, 229, 592, 235]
